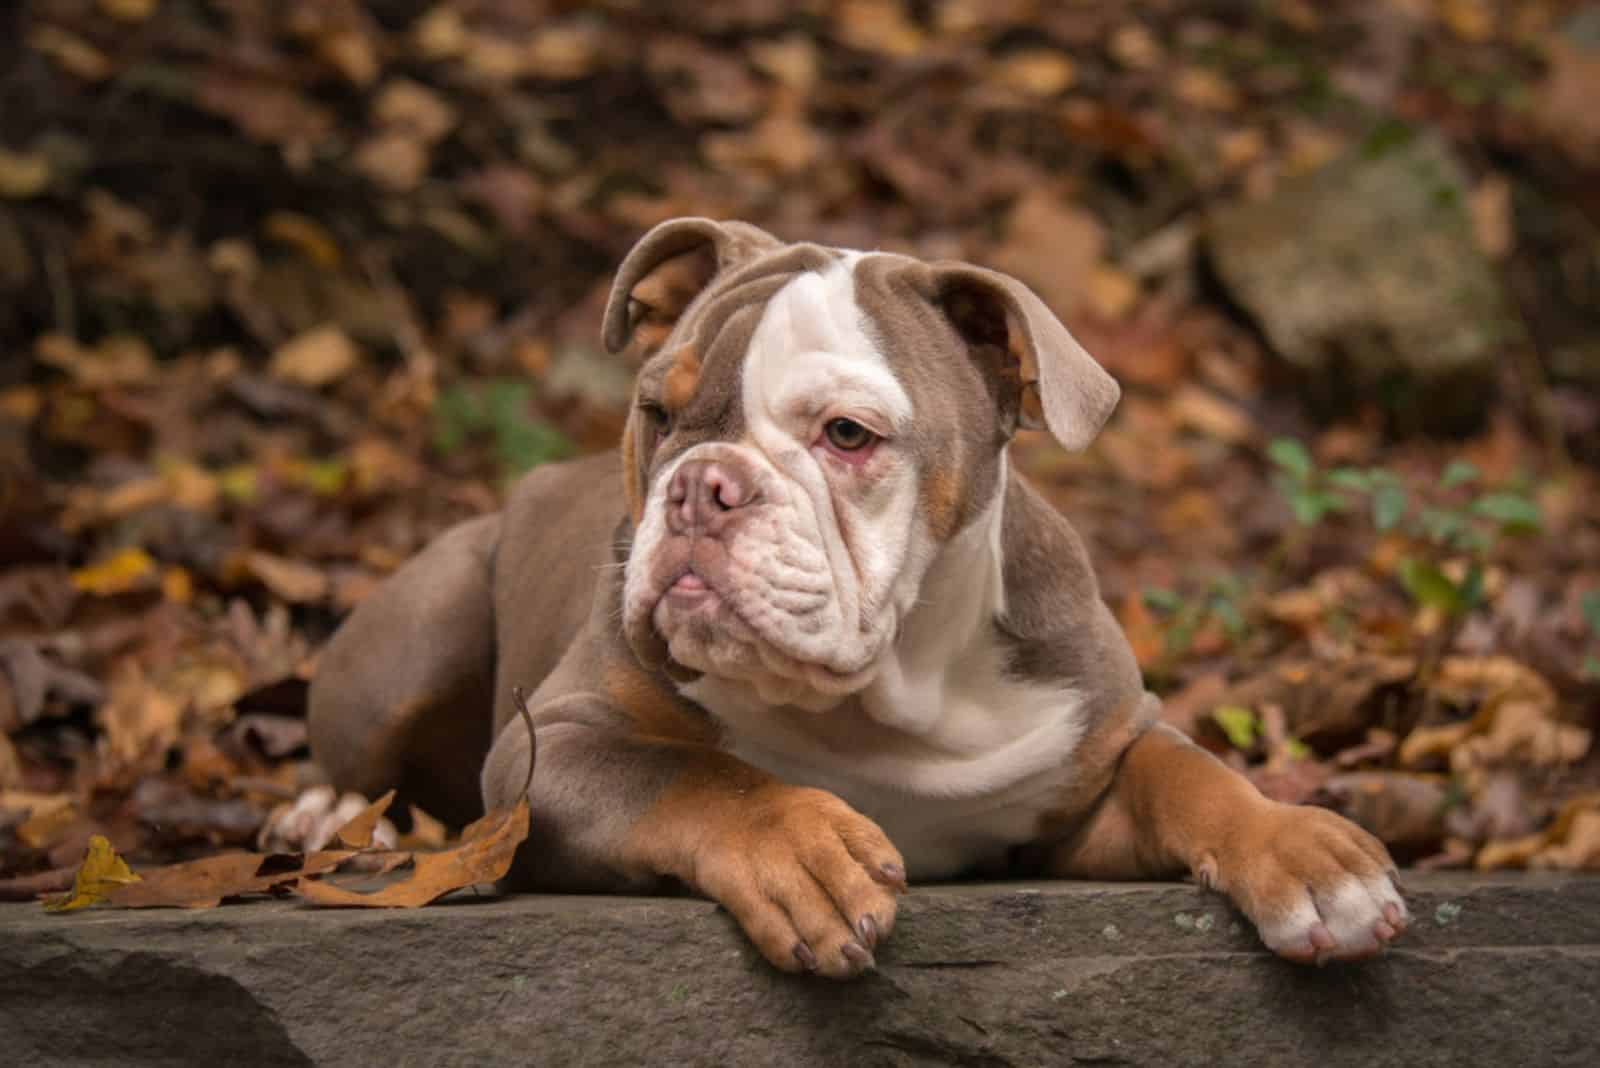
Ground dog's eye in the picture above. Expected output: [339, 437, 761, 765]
[823, 418, 875, 452]
[639, 401, 672, 439]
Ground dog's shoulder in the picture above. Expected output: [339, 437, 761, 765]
[996, 468, 1143, 703]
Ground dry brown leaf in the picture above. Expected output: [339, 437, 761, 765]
[294, 800, 528, 908]
[990, 192, 1104, 321]
[98, 0, 158, 21]
[1220, 655, 1415, 748]
[1169, 384, 1254, 445]
[242, 550, 329, 604]
[1316, 772, 1450, 851]
[37, 333, 156, 388]
[100, 849, 355, 908]
[400, 804, 449, 851]
[0, 148, 51, 199]
[995, 50, 1076, 96]
[270, 325, 360, 388]
[1397, 721, 1473, 768]
[335, 789, 396, 849]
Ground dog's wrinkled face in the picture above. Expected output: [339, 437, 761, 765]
[608, 219, 1119, 710]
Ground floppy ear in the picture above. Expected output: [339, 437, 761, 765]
[602, 217, 782, 358]
[931, 264, 1120, 451]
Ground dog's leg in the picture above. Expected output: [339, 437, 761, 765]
[1048, 723, 1409, 963]
[482, 696, 905, 979]
[308, 514, 501, 827]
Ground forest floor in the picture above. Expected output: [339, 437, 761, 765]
[2, 0, 1599, 900]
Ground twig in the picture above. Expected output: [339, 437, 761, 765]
[510, 685, 537, 800]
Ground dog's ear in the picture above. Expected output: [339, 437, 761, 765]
[931, 264, 1120, 451]
[603, 217, 782, 358]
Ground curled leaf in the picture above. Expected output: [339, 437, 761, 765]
[43, 835, 140, 911]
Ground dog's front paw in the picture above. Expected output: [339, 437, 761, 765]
[1206, 802, 1409, 964]
[692, 785, 905, 979]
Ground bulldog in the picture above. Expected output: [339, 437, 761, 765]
[308, 218, 1408, 978]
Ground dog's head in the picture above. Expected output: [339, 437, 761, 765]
[608, 218, 1119, 709]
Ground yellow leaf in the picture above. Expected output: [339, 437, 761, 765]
[97, 0, 158, 21]
[0, 148, 51, 199]
[263, 212, 342, 268]
[71, 546, 157, 596]
[161, 566, 193, 604]
[28, 25, 112, 81]
[43, 835, 141, 912]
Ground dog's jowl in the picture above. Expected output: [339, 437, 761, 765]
[309, 217, 1409, 978]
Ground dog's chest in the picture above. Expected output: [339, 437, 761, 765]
[684, 657, 1088, 879]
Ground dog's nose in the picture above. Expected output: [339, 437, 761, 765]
[666, 460, 757, 534]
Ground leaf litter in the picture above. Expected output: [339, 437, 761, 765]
[1, 1, 1599, 897]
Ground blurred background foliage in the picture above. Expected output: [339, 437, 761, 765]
[3, 0, 1600, 888]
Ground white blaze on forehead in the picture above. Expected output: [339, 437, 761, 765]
[741, 260, 913, 445]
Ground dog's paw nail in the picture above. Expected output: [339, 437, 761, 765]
[1309, 923, 1335, 951]
[857, 915, 878, 948]
[794, 941, 818, 971]
[1383, 902, 1404, 928]
[841, 941, 876, 972]
[877, 862, 906, 887]
[1374, 920, 1396, 942]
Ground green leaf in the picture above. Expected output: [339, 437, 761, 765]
[1440, 460, 1479, 489]
[1326, 467, 1373, 492]
[1372, 484, 1408, 532]
[1267, 438, 1313, 482]
[1471, 492, 1541, 532]
[1290, 488, 1348, 526]
[1283, 737, 1312, 760]
[1579, 591, 1600, 634]
[1457, 561, 1485, 612]
[1142, 588, 1183, 614]
[1420, 506, 1467, 546]
[1213, 599, 1248, 641]
[1397, 557, 1462, 616]
[1212, 706, 1259, 750]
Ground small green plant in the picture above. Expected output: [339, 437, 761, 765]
[433, 379, 573, 478]
[1142, 575, 1250, 670]
[1268, 439, 1542, 622]
[1582, 591, 1600, 681]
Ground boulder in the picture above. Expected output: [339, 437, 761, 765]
[1208, 131, 1514, 432]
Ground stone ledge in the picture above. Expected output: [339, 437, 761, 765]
[3, 873, 1597, 1067]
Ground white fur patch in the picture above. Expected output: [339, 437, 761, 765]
[1256, 873, 1409, 960]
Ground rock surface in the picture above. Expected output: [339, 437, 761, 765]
[3, 873, 1598, 1067]
[1207, 132, 1513, 432]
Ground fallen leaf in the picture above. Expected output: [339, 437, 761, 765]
[335, 789, 396, 849]
[1315, 772, 1450, 851]
[43, 835, 140, 911]
[269, 325, 361, 388]
[242, 550, 329, 603]
[400, 804, 449, 851]
[294, 800, 528, 908]
[1169, 384, 1254, 445]
[995, 50, 1076, 96]
[0, 148, 51, 199]
[97, 0, 158, 22]
[0, 639, 105, 729]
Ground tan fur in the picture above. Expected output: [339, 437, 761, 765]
[624, 771, 904, 978]
[661, 344, 702, 412]
[919, 465, 967, 542]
